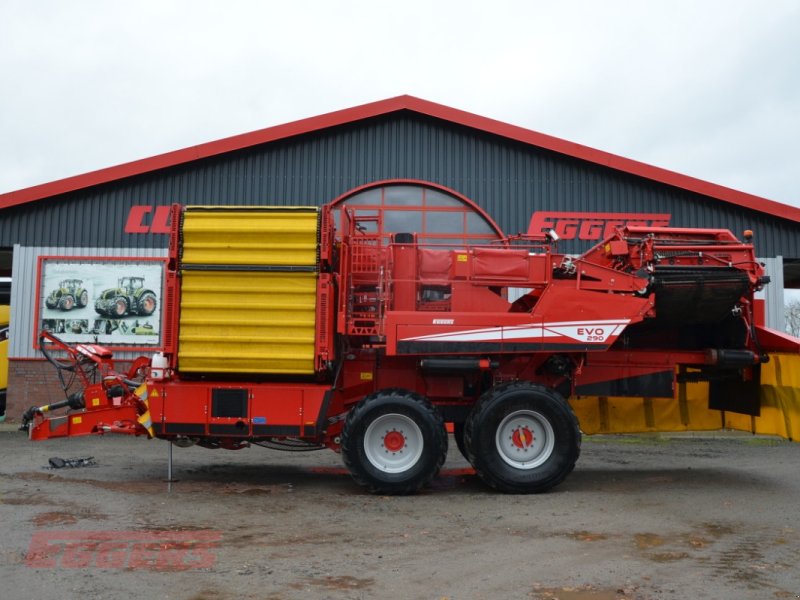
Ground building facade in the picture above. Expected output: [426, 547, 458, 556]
[2, 96, 798, 418]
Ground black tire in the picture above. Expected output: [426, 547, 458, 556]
[112, 297, 128, 317]
[453, 422, 470, 462]
[58, 295, 75, 311]
[341, 389, 448, 495]
[464, 382, 580, 494]
[77, 290, 89, 307]
[137, 292, 157, 316]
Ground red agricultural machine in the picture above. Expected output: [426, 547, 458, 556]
[22, 204, 800, 494]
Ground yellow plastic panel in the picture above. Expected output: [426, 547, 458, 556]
[571, 353, 800, 442]
[0, 305, 8, 392]
[178, 271, 317, 374]
[181, 209, 319, 267]
[571, 390, 722, 436]
[724, 354, 800, 441]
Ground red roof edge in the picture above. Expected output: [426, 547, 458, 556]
[1, 94, 798, 223]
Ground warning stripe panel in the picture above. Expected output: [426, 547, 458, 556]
[181, 209, 319, 267]
[178, 271, 317, 374]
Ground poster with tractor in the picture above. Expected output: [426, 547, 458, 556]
[39, 258, 164, 347]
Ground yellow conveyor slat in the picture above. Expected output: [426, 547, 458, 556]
[178, 208, 319, 375]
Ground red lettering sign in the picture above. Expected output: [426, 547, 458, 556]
[529, 212, 671, 240]
[125, 205, 172, 234]
[27, 530, 220, 570]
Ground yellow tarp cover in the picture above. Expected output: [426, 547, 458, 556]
[571, 353, 800, 441]
[178, 208, 319, 375]
[178, 271, 317, 374]
[181, 209, 319, 266]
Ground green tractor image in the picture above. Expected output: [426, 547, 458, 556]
[94, 276, 157, 318]
[44, 279, 89, 311]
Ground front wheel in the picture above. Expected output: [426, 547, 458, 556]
[341, 389, 447, 495]
[58, 295, 75, 311]
[112, 297, 128, 317]
[464, 382, 580, 494]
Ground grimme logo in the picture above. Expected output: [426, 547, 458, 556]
[26, 530, 221, 570]
[528, 212, 671, 240]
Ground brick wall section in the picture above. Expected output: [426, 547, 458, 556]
[6, 359, 134, 422]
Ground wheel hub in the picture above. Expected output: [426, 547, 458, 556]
[495, 409, 555, 470]
[363, 413, 424, 473]
[510, 426, 535, 450]
[382, 430, 406, 453]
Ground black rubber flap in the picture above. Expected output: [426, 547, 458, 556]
[652, 267, 750, 324]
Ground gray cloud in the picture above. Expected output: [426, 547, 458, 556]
[1, 0, 798, 206]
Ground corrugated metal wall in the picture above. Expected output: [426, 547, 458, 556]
[3, 113, 797, 361]
[2, 113, 798, 258]
[10, 245, 167, 359]
[761, 256, 786, 332]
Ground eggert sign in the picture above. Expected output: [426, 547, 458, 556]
[528, 212, 671, 240]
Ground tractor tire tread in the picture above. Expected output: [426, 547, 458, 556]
[464, 381, 580, 494]
[341, 388, 447, 495]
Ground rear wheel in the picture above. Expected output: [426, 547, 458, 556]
[464, 382, 580, 493]
[77, 290, 89, 307]
[138, 292, 157, 316]
[342, 389, 447, 494]
[453, 422, 470, 461]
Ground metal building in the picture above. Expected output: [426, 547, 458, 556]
[1, 95, 798, 417]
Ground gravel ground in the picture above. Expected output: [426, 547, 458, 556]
[0, 427, 798, 600]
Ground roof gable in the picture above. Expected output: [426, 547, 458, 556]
[1, 95, 798, 223]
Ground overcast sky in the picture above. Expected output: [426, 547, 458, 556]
[1, 1, 798, 207]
